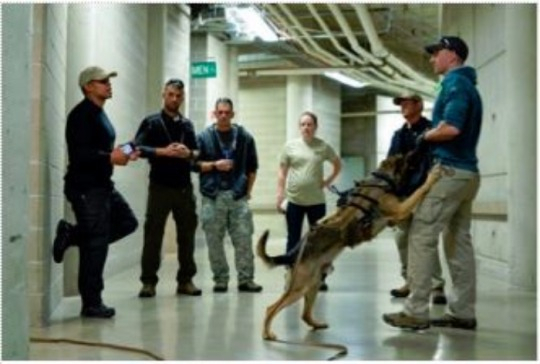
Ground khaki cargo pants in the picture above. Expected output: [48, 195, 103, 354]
[395, 216, 445, 289]
[405, 166, 480, 319]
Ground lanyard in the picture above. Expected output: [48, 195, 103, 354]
[213, 125, 237, 158]
[159, 116, 184, 144]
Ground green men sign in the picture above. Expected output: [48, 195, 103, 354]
[191, 61, 217, 79]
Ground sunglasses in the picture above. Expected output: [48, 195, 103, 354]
[93, 79, 110, 85]
[166, 78, 184, 87]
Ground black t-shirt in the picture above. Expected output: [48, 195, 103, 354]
[134, 111, 197, 188]
[64, 98, 115, 190]
[215, 129, 235, 190]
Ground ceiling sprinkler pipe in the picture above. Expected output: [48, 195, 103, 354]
[353, 4, 436, 92]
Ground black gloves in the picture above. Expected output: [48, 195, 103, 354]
[415, 131, 428, 149]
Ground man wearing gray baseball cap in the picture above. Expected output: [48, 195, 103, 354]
[384, 36, 483, 331]
[52, 66, 139, 318]
[78, 66, 118, 89]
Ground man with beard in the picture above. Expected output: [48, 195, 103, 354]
[134, 79, 201, 298]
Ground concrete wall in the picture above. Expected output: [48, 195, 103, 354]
[14, 4, 194, 332]
[189, 33, 239, 132]
[240, 76, 287, 210]
[29, 3, 70, 325]
[238, 74, 341, 210]
[2, 4, 33, 359]
[442, 4, 536, 288]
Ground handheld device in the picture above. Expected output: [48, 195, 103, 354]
[120, 142, 135, 156]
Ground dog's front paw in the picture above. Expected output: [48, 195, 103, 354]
[426, 166, 442, 186]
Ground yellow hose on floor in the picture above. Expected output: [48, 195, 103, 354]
[30, 337, 165, 360]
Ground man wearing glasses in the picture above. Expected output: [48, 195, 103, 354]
[134, 79, 202, 298]
[52, 66, 139, 318]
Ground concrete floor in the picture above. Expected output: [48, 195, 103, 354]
[30, 228, 536, 361]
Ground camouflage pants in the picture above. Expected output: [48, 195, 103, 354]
[200, 191, 255, 285]
[394, 216, 445, 289]
[405, 166, 480, 319]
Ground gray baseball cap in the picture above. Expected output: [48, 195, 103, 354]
[393, 92, 423, 105]
[78, 66, 117, 87]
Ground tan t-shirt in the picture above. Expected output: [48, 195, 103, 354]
[279, 137, 338, 206]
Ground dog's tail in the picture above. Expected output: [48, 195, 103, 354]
[257, 230, 278, 268]
[257, 230, 294, 268]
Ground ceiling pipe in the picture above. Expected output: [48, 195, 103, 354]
[326, 4, 388, 71]
[352, 4, 436, 93]
[239, 67, 362, 77]
[325, 4, 432, 95]
[263, 4, 408, 95]
[278, 4, 413, 94]
[276, 4, 351, 68]
[264, 5, 341, 68]
[306, 3, 368, 67]
[310, 4, 423, 93]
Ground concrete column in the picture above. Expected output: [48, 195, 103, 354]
[66, 5, 100, 109]
[146, 5, 166, 114]
[286, 75, 313, 139]
[2, 4, 32, 359]
[505, 5, 536, 289]
[227, 46, 239, 111]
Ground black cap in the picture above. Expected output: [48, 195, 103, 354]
[424, 36, 469, 61]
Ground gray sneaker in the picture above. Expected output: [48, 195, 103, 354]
[382, 311, 430, 330]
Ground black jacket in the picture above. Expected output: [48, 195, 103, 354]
[387, 116, 432, 196]
[387, 117, 432, 157]
[64, 98, 115, 191]
[134, 111, 197, 188]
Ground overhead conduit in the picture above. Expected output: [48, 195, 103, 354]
[308, 4, 408, 95]
[258, 4, 436, 97]
[352, 4, 436, 94]
[267, 4, 406, 95]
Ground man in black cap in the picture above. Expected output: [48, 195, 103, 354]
[387, 92, 446, 305]
[52, 66, 139, 318]
[383, 36, 483, 331]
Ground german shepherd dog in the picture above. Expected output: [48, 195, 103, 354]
[257, 153, 441, 340]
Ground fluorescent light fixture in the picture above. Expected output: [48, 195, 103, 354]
[324, 72, 368, 88]
[227, 6, 278, 42]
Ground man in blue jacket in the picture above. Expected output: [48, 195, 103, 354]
[383, 36, 482, 330]
[196, 98, 262, 293]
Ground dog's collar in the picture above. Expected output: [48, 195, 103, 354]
[371, 171, 397, 193]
